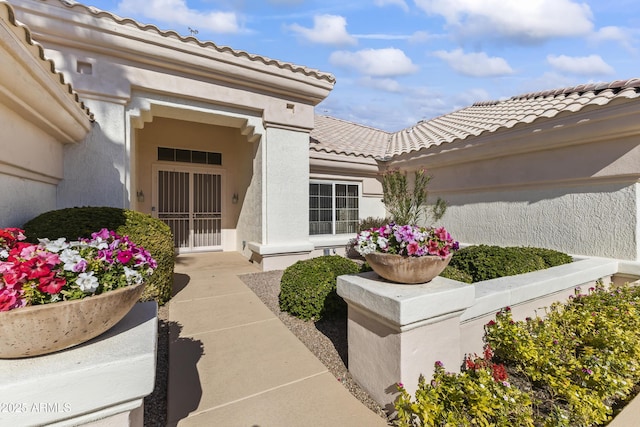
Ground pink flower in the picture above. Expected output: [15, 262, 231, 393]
[0, 287, 23, 311]
[117, 250, 133, 264]
[406, 241, 420, 256]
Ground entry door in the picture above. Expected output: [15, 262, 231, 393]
[155, 167, 223, 252]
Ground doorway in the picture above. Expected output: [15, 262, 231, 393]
[153, 165, 223, 252]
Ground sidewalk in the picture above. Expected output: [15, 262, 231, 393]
[166, 252, 388, 427]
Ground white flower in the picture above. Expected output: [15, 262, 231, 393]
[76, 272, 99, 293]
[0, 249, 8, 259]
[124, 267, 142, 285]
[377, 237, 389, 249]
[39, 237, 69, 253]
[59, 249, 84, 271]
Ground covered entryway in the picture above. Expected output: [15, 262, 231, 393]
[153, 165, 224, 252]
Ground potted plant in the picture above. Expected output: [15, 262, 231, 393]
[354, 223, 459, 284]
[0, 227, 157, 358]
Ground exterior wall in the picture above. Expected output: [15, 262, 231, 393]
[249, 127, 314, 269]
[390, 109, 640, 261]
[441, 182, 638, 260]
[0, 1, 90, 227]
[57, 99, 128, 209]
[0, 174, 56, 228]
[0, 102, 61, 227]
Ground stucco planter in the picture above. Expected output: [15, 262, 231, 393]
[365, 252, 452, 284]
[0, 283, 146, 358]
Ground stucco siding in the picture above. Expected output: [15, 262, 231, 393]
[57, 100, 127, 209]
[0, 102, 65, 182]
[440, 182, 638, 260]
[263, 127, 310, 245]
[0, 174, 56, 228]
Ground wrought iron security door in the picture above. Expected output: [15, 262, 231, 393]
[155, 167, 222, 252]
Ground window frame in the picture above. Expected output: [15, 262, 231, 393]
[309, 180, 361, 236]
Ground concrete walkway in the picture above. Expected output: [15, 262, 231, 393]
[167, 252, 388, 427]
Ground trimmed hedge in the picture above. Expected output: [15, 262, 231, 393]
[279, 255, 360, 321]
[22, 207, 175, 305]
[440, 265, 474, 284]
[446, 245, 572, 283]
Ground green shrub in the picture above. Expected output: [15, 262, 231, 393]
[22, 206, 175, 305]
[396, 283, 640, 426]
[519, 247, 573, 268]
[279, 255, 360, 321]
[439, 265, 473, 283]
[448, 245, 571, 283]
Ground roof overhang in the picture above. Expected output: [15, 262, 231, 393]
[9, 0, 335, 106]
[0, 1, 92, 143]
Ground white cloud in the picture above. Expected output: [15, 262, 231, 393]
[408, 31, 433, 43]
[414, 0, 593, 42]
[288, 15, 357, 46]
[375, 0, 410, 12]
[329, 48, 419, 77]
[547, 54, 614, 75]
[433, 49, 514, 77]
[117, 0, 241, 34]
[591, 26, 636, 52]
[360, 76, 403, 92]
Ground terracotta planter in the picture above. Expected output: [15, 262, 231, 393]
[365, 252, 452, 284]
[0, 283, 146, 358]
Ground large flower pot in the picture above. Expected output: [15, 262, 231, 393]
[365, 252, 452, 284]
[0, 283, 146, 359]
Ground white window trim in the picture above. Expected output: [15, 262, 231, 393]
[309, 180, 361, 236]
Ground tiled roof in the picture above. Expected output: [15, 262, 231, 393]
[49, 0, 335, 84]
[1, 0, 92, 120]
[312, 79, 640, 160]
[310, 115, 390, 159]
[387, 79, 640, 157]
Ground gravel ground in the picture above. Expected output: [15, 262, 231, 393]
[239, 270, 392, 423]
[143, 271, 392, 425]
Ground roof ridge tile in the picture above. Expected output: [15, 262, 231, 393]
[50, 0, 335, 83]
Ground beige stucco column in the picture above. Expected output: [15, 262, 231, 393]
[337, 272, 475, 410]
[248, 125, 315, 270]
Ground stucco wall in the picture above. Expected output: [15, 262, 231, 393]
[0, 175, 56, 228]
[439, 182, 638, 260]
[56, 100, 128, 209]
[263, 127, 310, 246]
[0, 102, 66, 182]
[0, 94, 63, 227]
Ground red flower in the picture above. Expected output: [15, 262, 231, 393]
[18, 258, 51, 280]
[465, 358, 476, 370]
[38, 274, 66, 294]
[0, 287, 20, 311]
[492, 363, 508, 382]
[2, 270, 25, 288]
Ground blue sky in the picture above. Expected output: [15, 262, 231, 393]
[80, 0, 639, 131]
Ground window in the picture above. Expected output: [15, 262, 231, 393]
[309, 182, 359, 235]
[158, 147, 222, 165]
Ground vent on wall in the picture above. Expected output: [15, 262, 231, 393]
[158, 147, 222, 165]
